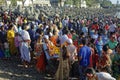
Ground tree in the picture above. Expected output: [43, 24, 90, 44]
[64, 0, 81, 7]
[85, 0, 98, 7]
[11, 0, 17, 6]
[101, 0, 112, 7]
[64, 0, 73, 5]
[61, 0, 113, 7]
[73, 0, 81, 7]
[0, 0, 6, 5]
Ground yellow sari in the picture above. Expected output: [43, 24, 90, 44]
[7, 30, 16, 55]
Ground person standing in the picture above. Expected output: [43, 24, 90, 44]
[0, 25, 6, 53]
[7, 24, 17, 55]
[66, 39, 78, 77]
[107, 35, 118, 54]
[19, 25, 31, 68]
[55, 40, 70, 80]
[112, 43, 120, 80]
[95, 36, 103, 57]
[78, 39, 91, 80]
[34, 35, 46, 73]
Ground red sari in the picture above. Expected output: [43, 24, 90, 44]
[36, 52, 46, 71]
[35, 43, 46, 72]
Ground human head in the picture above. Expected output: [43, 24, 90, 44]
[82, 39, 87, 45]
[85, 68, 96, 78]
[98, 35, 102, 41]
[110, 35, 116, 42]
[66, 39, 73, 45]
[44, 35, 49, 43]
[8, 24, 14, 30]
[22, 24, 30, 30]
[103, 44, 109, 52]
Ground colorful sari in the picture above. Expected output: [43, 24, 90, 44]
[47, 41, 60, 56]
[55, 45, 70, 80]
[50, 35, 58, 46]
[7, 30, 16, 55]
[34, 43, 46, 72]
[112, 53, 120, 79]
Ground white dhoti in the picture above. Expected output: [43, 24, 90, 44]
[18, 30, 31, 62]
[20, 42, 31, 62]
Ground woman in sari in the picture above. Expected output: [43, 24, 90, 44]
[34, 35, 46, 73]
[50, 30, 58, 46]
[112, 43, 120, 80]
[55, 40, 70, 80]
[7, 24, 16, 55]
[97, 45, 112, 74]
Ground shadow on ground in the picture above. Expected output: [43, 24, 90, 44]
[0, 57, 45, 80]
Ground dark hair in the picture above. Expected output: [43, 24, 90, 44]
[80, 32, 84, 36]
[103, 44, 109, 52]
[85, 68, 96, 75]
[100, 66, 108, 72]
[62, 45, 68, 60]
[8, 24, 14, 30]
[82, 39, 87, 45]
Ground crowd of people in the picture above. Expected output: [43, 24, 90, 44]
[0, 10, 120, 80]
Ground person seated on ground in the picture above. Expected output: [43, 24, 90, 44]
[96, 66, 116, 80]
[85, 67, 116, 80]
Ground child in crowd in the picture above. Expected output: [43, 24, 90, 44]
[14, 33, 20, 55]
[4, 40, 10, 58]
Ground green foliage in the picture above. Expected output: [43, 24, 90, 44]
[64, 0, 81, 7]
[11, 0, 17, 6]
[101, 0, 112, 7]
[85, 0, 98, 7]
[0, 0, 5, 5]
[73, 0, 81, 7]
[65, 0, 112, 7]
[65, 0, 73, 5]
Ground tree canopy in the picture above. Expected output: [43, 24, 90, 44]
[64, 0, 113, 8]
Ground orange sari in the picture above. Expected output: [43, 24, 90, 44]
[50, 35, 58, 46]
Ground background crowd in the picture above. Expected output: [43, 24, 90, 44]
[0, 10, 120, 80]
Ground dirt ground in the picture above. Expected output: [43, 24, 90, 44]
[0, 56, 45, 80]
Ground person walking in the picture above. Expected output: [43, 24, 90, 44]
[78, 39, 91, 80]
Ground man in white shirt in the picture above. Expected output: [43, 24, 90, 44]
[19, 25, 31, 68]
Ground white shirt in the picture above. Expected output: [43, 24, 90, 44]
[96, 72, 116, 80]
[20, 30, 31, 41]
